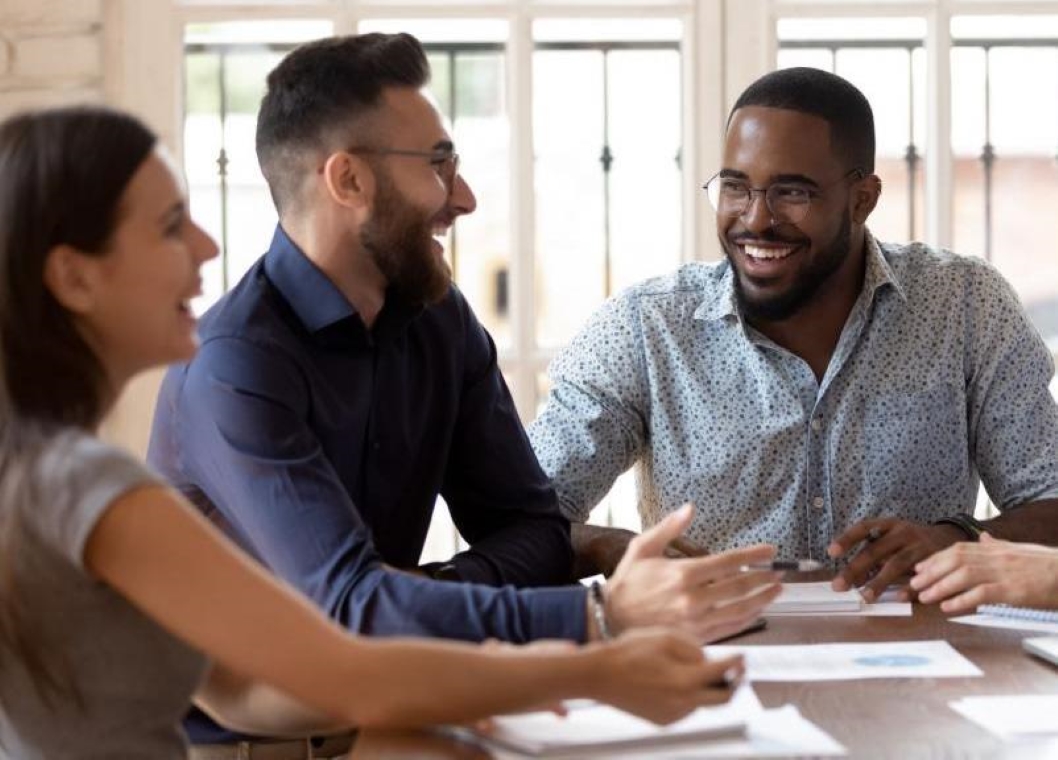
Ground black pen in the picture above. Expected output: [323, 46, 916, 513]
[742, 559, 823, 572]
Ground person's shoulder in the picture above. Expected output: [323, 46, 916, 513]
[197, 258, 292, 345]
[31, 427, 154, 499]
[881, 240, 1012, 297]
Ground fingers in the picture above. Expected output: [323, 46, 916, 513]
[682, 543, 777, 586]
[827, 518, 891, 559]
[858, 545, 921, 601]
[667, 535, 708, 558]
[700, 582, 782, 634]
[832, 527, 900, 591]
[625, 504, 694, 562]
[938, 582, 1003, 615]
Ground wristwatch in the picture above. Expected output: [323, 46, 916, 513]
[931, 513, 986, 541]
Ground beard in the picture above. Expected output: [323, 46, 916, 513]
[360, 169, 452, 307]
[726, 212, 851, 322]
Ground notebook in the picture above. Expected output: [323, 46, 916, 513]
[978, 604, 1058, 623]
[441, 689, 756, 758]
[1023, 636, 1058, 666]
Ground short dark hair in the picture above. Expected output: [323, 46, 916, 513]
[730, 67, 875, 174]
[256, 32, 430, 214]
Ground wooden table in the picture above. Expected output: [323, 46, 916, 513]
[347, 603, 1058, 759]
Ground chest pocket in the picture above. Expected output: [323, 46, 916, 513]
[864, 383, 968, 511]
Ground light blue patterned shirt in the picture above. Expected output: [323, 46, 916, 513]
[529, 232, 1058, 561]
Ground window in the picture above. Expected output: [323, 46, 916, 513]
[775, 6, 1058, 352]
[183, 19, 333, 310]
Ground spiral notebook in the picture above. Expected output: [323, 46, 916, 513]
[952, 604, 1058, 634]
[977, 605, 1058, 623]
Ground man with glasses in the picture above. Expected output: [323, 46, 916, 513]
[530, 66, 1058, 604]
[149, 33, 781, 759]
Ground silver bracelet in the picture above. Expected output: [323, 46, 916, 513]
[589, 580, 612, 640]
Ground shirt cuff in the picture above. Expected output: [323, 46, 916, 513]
[521, 586, 589, 643]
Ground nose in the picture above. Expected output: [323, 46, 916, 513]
[449, 172, 477, 217]
[192, 221, 220, 264]
[739, 189, 773, 233]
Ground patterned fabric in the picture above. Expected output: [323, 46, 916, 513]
[529, 231, 1058, 561]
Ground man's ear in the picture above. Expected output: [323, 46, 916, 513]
[321, 151, 374, 210]
[852, 174, 882, 224]
[42, 244, 100, 314]
[850, 175, 884, 226]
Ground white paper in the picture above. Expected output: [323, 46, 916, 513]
[447, 684, 761, 757]
[765, 582, 912, 617]
[766, 582, 862, 614]
[952, 613, 1058, 635]
[949, 695, 1058, 739]
[487, 706, 846, 759]
[706, 640, 983, 681]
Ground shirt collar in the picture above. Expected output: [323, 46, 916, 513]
[694, 227, 905, 325]
[263, 225, 356, 334]
[262, 225, 423, 343]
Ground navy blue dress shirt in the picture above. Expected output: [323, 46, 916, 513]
[148, 226, 586, 743]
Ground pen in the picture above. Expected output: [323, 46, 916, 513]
[743, 559, 823, 572]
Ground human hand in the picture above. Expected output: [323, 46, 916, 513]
[571, 522, 709, 579]
[826, 517, 963, 602]
[589, 628, 744, 724]
[910, 533, 1058, 614]
[605, 504, 782, 643]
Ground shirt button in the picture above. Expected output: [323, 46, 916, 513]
[812, 496, 825, 510]
[810, 417, 822, 432]
[372, 440, 381, 451]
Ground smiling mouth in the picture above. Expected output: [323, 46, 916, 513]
[742, 243, 798, 262]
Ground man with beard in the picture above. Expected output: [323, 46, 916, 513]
[150, 33, 782, 758]
[529, 66, 1058, 604]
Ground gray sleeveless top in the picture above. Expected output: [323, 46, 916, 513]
[0, 431, 208, 759]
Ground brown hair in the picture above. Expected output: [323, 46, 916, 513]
[0, 105, 156, 704]
[256, 32, 430, 214]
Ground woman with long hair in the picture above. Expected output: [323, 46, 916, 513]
[0, 105, 748, 759]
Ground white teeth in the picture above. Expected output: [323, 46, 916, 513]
[744, 244, 795, 261]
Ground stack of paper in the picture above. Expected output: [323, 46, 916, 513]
[765, 582, 912, 617]
[766, 582, 863, 614]
[949, 695, 1058, 741]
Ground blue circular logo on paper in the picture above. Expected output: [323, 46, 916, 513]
[854, 655, 931, 667]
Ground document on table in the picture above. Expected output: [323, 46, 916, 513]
[441, 685, 758, 757]
[477, 692, 845, 759]
[949, 695, 1058, 740]
[706, 640, 983, 681]
[764, 582, 912, 617]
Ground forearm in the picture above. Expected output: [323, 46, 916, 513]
[449, 514, 573, 586]
[195, 665, 347, 737]
[571, 523, 637, 578]
[339, 640, 598, 728]
[983, 499, 1058, 544]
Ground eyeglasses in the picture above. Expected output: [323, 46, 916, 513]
[346, 146, 461, 192]
[702, 168, 864, 225]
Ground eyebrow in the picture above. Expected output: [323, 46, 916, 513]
[718, 169, 821, 188]
[432, 139, 455, 153]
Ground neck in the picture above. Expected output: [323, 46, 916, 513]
[282, 218, 387, 329]
[750, 232, 867, 382]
